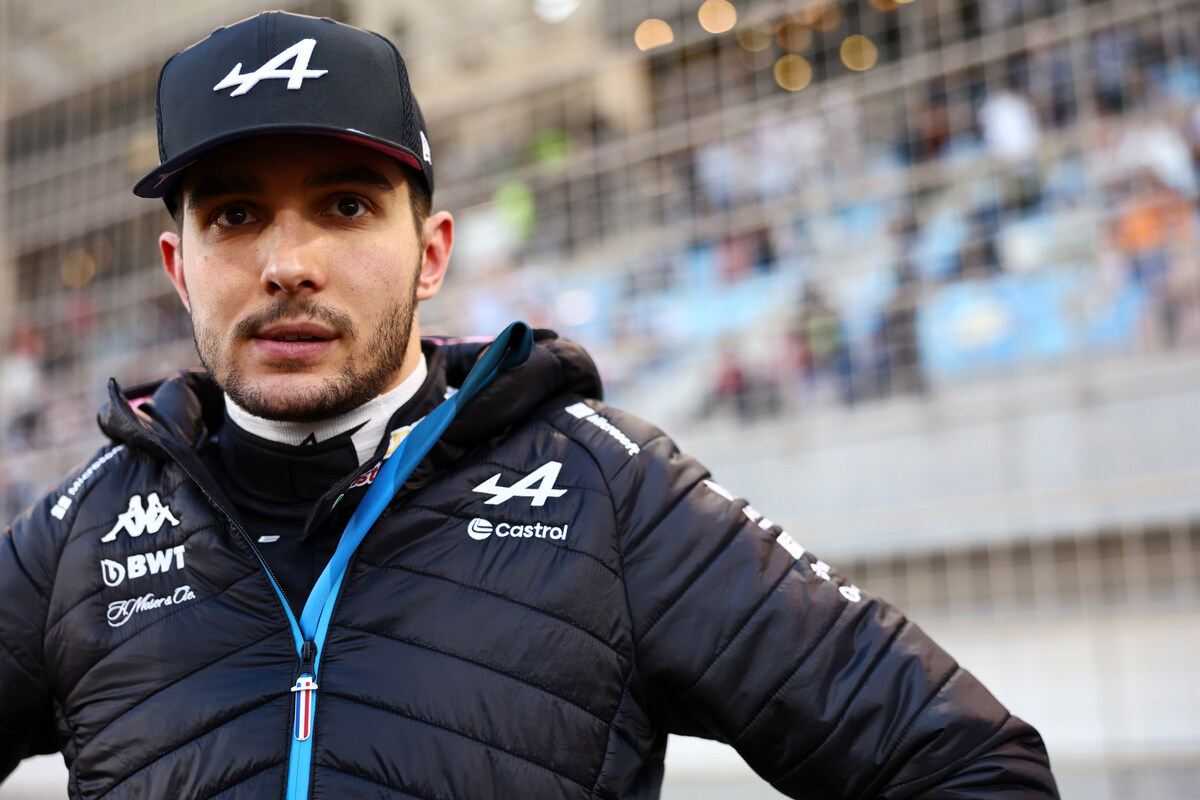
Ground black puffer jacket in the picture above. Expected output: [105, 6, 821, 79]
[1, 331, 1058, 799]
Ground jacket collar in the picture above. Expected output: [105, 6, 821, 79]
[97, 330, 604, 533]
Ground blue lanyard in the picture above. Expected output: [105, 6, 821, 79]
[283, 321, 533, 800]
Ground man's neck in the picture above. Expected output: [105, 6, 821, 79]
[223, 355, 429, 465]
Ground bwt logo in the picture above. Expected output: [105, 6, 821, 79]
[101, 545, 187, 588]
[467, 518, 568, 541]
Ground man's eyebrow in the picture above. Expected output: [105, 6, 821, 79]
[185, 175, 265, 212]
[304, 165, 396, 194]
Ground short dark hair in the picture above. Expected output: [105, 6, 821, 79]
[168, 161, 432, 236]
[400, 163, 432, 232]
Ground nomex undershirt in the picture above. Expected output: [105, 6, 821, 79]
[203, 356, 439, 616]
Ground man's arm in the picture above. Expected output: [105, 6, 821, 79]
[0, 507, 62, 782]
[609, 426, 1058, 799]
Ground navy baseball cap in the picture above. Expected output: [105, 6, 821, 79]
[133, 11, 434, 203]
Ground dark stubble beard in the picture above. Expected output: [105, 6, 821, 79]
[191, 272, 420, 423]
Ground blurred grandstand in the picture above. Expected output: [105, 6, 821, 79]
[3, 0, 1200, 797]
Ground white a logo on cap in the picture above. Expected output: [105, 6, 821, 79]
[420, 131, 432, 165]
[213, 38, 328, 97]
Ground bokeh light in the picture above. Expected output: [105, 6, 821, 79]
[533, 0, 581, 23]
[805, 2, 842, 32]
[492, 180, 536, 241]
[528, 128, 572, 170]
[774, 54, 813, 91]
[87, 234, 114, 272]
[698, 0, 737, 34]
[868, 0, 900, 10]
[736, 23, 774, 52]
[61, 249, 96, 289]
[775, 17, 813, 53]
[634, 18, 674, 51]
[840, 34, 879, 71]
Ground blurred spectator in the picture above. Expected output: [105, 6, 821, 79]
[701, 340, 783, 423]
[1114, 170, 1195, 286]
[978, 80, 1041, 165]
[1112, 169, 1200, 344]
[717, 234, 754, 283]
[696, 136, 740, 213]
[1115, 117, 1198, 197]
[751, 109, 803, 203]
[708, 342, 749, 421]
[909, 82, 952, 163]
[879, 263, 929, 399]
[1029, 43, 1077, 128]
[794, 282, 854, 405]
[2, 325, 46, 450]
[1093, 24, 1138, 115]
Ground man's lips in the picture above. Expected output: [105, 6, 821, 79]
[251, 321, 338, 360]
[254, 321, 338, 342]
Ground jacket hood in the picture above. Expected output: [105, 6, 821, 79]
[438, 329, 602, 447]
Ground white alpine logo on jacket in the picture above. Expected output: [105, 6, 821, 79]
[213, 38, 328, 97]
[472, 461, 566, 507]
[101, 493, 180, 543]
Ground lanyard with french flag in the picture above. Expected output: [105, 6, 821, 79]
[261, 322, 533, 800]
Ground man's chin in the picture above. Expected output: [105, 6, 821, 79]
[223, 374, 362, 423]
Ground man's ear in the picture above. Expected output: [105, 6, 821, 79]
[160, 231, 190, 311]
[417, 210, 453, 302]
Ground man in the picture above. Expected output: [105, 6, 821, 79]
[0, 12, 1059, 800]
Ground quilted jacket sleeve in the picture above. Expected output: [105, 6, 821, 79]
[608, 424, 1059, 799]
[0, 498, 63, 782]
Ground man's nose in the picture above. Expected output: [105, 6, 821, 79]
[260, 213, 325, 295]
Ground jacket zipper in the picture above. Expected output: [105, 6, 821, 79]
[288, 640, 319, 800]
[112, 400, 316, 797]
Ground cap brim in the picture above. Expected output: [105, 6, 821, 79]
[132, 125, 426, 199]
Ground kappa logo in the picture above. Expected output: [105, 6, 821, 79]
[100, 545, 187, 588]
[101, 493, 180, 543]
[472, 461, 567, 507]
[213, 38, 328, 97]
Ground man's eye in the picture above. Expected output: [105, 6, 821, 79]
[216, 206, 257, 227]
[329, 197, 367, 218]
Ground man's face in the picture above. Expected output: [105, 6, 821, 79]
[160, 136, 450, 422]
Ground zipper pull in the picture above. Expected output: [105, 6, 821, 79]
[291, 640, 318, 742]
[298, 639, 317, 672]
